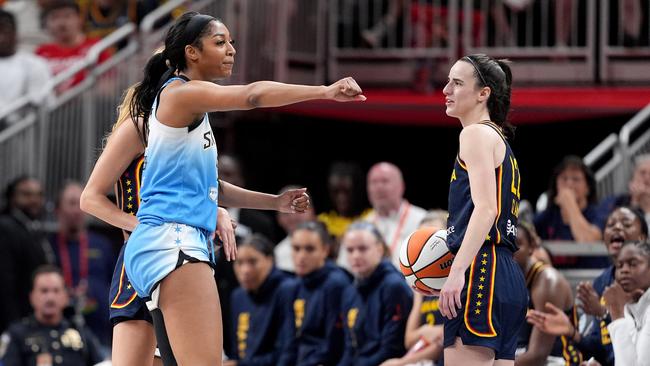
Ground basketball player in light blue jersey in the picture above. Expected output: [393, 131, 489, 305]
[81, 81, 313, 365]
[123, 11, 365, 366]
[439, 54, 527, 366]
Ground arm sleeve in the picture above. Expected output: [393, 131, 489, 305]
[356, 282, 413, 366]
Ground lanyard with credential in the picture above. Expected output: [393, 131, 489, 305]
[375, 202, 411, 254]
[57, 232, 89, 288]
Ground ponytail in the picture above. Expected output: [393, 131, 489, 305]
[129, 52, 168, 145]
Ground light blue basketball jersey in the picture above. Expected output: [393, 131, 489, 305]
[136, 77, 219, 233]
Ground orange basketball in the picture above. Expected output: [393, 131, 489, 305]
[399, 228, 454, 295]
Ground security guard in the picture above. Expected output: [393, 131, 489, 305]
[0, 265, 104, 366]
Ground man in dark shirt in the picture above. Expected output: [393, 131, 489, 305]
[0, 176, 54, 334]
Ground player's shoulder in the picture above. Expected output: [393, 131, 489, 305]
[532, 265, 571, 302]
[460, 122, 503, 141]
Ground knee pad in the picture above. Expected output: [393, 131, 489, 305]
[146, 285, 178, 366]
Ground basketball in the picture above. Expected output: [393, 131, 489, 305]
[399, 228, 454, 295]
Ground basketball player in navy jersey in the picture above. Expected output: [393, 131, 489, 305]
[439, 54, 527, 365]
[118, 11, 364, 366]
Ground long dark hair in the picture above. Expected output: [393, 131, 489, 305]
[129, 12, 217, 144]
[462, 54, 515, 139]
[239, 234, 275, 258]
[547, 155, 598, 205]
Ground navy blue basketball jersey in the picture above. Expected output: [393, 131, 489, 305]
[419, 296, 443, 327]
[115, 155, 145, 219]
[447, 122, 521, 254]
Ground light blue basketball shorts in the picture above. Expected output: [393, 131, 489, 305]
[124, 222, 214, 298]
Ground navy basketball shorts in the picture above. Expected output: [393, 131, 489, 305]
[444, 243, 528, 360]
[109, 243, 152, 325]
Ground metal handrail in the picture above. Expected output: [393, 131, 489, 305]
[543, 241, 609, 257]
[620, 104, 650, 148]
[140, 0, 187, 33]
[584, 133, 618, 168]
[0, 95, 31, 124]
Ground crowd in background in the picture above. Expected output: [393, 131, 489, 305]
[0, 153, 648, 365]
[1, 0, 650, 365]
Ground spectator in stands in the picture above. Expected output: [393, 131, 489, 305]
[491, 0, 535, 46]
[0, 176, 54, 334]
[363, 162, 426, 268]
[620, 0, 647, 46]
[602, 239, 650, 365]
[338, 221, 413, 366]
[379, 215, 446, 366]
[319, 162, 370, 239]
[77, 0, 159, 40]
[514, 221, 581, 365]
[534, 155, 605, 242]
[529, 239, 650, 366]
[600, 154, 650, 228]
[575, 206, 647, 366]
[0, 265, 105, 365]
[360, 0, 406, 48]
[526, 206, 648, 366]
[2, 0, 52, 51]
[0, 9, 51, 127]
[275, 184, 317, 272]
[35, 0, 111, 93]
[226, 234, 294, 366]
[420, 209, 448, 230]
[282, 221, 351, 366]
[48, 181, 116, 347]
[217, 153, 280, 351]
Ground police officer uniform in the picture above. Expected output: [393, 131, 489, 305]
[0, 316, 103, 366]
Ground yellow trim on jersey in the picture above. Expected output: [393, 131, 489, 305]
[525, 261, 548, 288]
[463, 256, 478, 332]
[494, 165, 503, 243]
[456, 156, 468, 170]
[480, 121, 506, 141]
[134, 157, 144, 209]
[116, 177, 124, 210]
[463, 246, 497, 337]
[110, 264, 138, 309]
[486, 245, 497, 335]
[560, 335, 571, 366]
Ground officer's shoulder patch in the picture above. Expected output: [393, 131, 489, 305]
[0, 332, 11, 358]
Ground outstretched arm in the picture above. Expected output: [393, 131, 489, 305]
[159, 77, 365, 127]
[80, 119, 143, 232]
[218, 180, 310, 213]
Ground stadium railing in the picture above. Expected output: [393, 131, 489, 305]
[599, 0, 650, 83]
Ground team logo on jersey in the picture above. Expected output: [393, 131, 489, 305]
[203, 131, 216, 149]
[447, 226, 455, 236]
[506, 219, 517, 237]
[209, 187, 218, 202]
